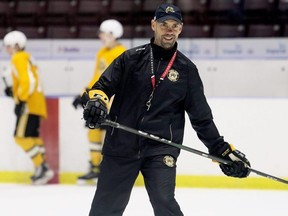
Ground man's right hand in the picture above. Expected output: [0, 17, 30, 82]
[83, 96, 108, 129]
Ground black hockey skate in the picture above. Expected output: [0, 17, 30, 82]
[77, 162, 100, 185]
[31, 163, 54, 185]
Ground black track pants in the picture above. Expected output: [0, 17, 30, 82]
[89, 155, 183, 216]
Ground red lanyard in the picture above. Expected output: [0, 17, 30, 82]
[150, 47, 177, 90]
[146, 46, 177, 111]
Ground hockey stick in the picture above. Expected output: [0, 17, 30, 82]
[2, 76, 8, 87]
[102, 119, 288, 185]
[2, 76, 13, 97]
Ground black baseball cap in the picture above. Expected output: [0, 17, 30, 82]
[154, 3, 183, 23]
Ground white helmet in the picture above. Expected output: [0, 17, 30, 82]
[3, 30, 27, 49]
[99, 19, 124, 39]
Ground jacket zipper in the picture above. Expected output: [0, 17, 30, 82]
[137, 116, 146, 159]
[169, 123, 173, 141]
[156, 59, 161, 72]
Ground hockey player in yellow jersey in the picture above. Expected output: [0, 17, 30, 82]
[72, 19, 126, 183]
[3, 30, 54, 185]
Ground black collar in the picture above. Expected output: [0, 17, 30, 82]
[150, 38, 178, 60]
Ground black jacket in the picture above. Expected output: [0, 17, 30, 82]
[92, 39, 226, 159]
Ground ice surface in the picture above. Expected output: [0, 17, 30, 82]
[0, 184, 287, 216]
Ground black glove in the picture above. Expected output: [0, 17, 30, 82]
[14, 101, 26, 117]
[83, 97, 108, 129]
[210, 143, 250, 178]
[72, 95, 82, 109]
[4, 86, 13, 97]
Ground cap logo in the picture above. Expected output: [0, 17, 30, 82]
[165, 6, 175, 14]
[154, 4, 182, 23]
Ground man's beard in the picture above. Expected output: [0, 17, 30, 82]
[161, 35, 176, 49]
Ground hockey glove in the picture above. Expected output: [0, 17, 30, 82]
[83, 90, 109, 129]
[210, 143, 251, 178]
[72, 95, 82, 109]
[4, 86, 13, 97]
[14, 101, 26, 117]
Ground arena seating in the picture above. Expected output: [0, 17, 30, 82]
[0, 0, 287, 39]
[247, 24, 282, 37]
[181, 24, 212, 38]
[212, 24, 246, 38]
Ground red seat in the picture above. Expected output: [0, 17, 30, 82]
[278, 0, 288, 11]
[134, 25, 154, 38]
[0, 1, 16, 25]
[243, 0, 277, 11]
[47, 0, 77, 15]
[283, 24, 288, 36]
[181, 25, 211, 38]
[143, 0, 171, 12]
[16, 26, 46, 38]
[0, 27, 10, 38]
[78, 25, 99, 38]
[0, 1, 16, 15]
[177, 0, 209, 13]
[247, 24, 282, 37]
[110, 0, 141, 14]
[209, 0, 243, 12]
[78, 0, 109, 14]
[16, 0, 47, 15]
[122, 25, 134, 38]
[213, 24, 246, 38]
[47, 26, 78, 38]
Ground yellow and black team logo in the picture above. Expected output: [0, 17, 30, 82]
[163, 155, 176, 167]
[167, 69, 179, 82]
[165, 6, 175, 14]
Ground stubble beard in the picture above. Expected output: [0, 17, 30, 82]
[160, 35, 176, 49]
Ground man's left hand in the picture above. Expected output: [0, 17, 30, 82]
[210, 143, 251, 178]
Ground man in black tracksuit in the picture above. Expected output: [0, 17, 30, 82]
[83, 3, 251, 216]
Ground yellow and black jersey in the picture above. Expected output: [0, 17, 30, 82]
[10, 51, 47, 118]
[87, 44, 126, 89]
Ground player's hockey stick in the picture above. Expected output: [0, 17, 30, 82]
[102, 119, 288, 185]
[2, 76, 8, 87]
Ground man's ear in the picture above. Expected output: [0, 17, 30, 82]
[179, 23, 183, 34]
[151, 19, 156, 31]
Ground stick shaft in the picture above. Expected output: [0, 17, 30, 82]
[249, 168, 288, 184]
[2, 77, 8, 87]
[103, 120, 231, 165]
[102, 120, 288, 185]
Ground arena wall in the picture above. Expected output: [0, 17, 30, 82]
[0, 38, 287, 189]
